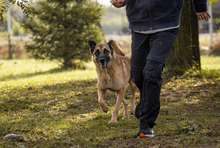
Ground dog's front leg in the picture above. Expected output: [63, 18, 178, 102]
[98, 89, 108, 113]
[109, 90, 125, 123]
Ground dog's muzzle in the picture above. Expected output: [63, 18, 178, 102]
[98, 58, 108, 69]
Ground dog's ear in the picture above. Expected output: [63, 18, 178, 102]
[107, 40, 125, 56]
[87, 40, 96, 54]
[107, 40, 114, 50]
[107, 40, 114, 54]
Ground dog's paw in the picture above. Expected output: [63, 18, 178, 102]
[130, 110, 135, 115]
[109, 117, 117, 124]
[108, 120, 117, 124]
[122, 116, 128, 120]
[101, 106, 108, 113]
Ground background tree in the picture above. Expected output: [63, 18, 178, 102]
[0, 0, 31, 23]
[0, 10, 26, 37]
[22, 0, 103, 68]
[166, 0, 200, 75]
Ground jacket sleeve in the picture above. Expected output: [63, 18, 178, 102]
[193, 0, 208, 13]
[124, 0, 131, 5]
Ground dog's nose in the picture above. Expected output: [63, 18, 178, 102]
[99, 58, 105, 63]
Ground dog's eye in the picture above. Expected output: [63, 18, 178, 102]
[104, 49, 109, 55]
[95, 50, 100, 56]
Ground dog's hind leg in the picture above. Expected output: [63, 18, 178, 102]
[129, 79, 137, 114]
[122, 98, 129, 120]
[98, 89, 108, 113]
[109, 90, 125, 123]
[115, 92, 129, 120]
[115, 93, 128, 120]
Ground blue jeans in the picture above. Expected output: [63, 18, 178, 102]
[130, 28, 179, 128]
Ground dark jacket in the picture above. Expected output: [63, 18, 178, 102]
[124, 0, 207, 31]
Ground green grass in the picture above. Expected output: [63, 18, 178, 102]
[0, 56, 220, 148]
[201, 55, 220, 70]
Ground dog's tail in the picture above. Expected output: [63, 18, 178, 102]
[109, 40, 125, 56]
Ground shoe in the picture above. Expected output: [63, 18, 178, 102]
[135, 101, 141, 119]
[137, 121, 154, 138]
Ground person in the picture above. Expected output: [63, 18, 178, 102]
[110, 0, 211, 138]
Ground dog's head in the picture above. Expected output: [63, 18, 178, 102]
[88, 40, 114, 69]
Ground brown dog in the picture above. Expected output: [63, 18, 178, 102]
[88, 40, 137, 123]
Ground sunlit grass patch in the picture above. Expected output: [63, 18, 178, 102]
[0, 59, 97, 91]
[201, 55, 220, 70]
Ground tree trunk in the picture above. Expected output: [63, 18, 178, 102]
[8, 35, 13, 59]
[166, 0, 200, 75]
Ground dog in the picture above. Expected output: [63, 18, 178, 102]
[88, 40, 137, 123]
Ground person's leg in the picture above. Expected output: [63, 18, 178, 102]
[140, 60, 163, 128]
[130, 31, 150, 101]
[138, 28, 179, 137]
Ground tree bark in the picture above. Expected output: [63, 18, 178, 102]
[166, 0, 200, 75]
[8, 34, 13, 59]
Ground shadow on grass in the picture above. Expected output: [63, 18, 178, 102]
[0, 79, 100, 113]
[1, 67, 220, 147]
[3, 89, 218, 148]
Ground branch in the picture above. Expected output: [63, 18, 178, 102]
[0, 0, 32, 23]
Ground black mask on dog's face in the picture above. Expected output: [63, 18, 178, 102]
[94, 48, 110, 69]
[88, 40, 112, 69]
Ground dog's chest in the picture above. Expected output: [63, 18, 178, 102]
[98, 72, 124, 90]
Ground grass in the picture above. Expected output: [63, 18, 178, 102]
[0, 56, 220, 148]
[201, 56, 220, 70]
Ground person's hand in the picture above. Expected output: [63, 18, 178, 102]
[196, 11, 211, 20]
[110, 0, 125, 7]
